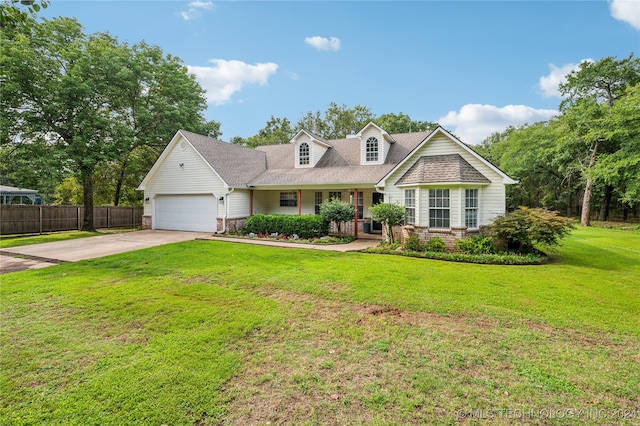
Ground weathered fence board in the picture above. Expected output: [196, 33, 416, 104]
[0, 205, 143, 235]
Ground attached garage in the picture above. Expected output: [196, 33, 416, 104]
[154, 194, 218, 232]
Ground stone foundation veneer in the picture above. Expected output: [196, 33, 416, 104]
[141, 215, 152, 230]
[398, 225, 481, 250]
[217, 217, 247, 233]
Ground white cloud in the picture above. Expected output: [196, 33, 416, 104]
[438, 104, 558, 145]
[610, 0, 640, 30]
[304, 36, 341, 52]
[180, 1, 214, 21]
[538, 59, 594, 98]
[187, 59, 278, 105]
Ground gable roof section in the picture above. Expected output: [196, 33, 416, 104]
[395, 154, 491, 185]
[181, 131, 266, 187]
[251, 130, 431, 186]
[377, 126, 517, 187]
[138, 130, 266, 190]
[290, 129, 332, 147]
[357, 122, 396, 143]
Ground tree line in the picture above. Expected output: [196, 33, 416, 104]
[475, 54, 639, 225]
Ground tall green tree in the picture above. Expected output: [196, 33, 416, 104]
[295, 102, 375, 139]
[558, 54, 640, 225]
[1, 16, 217, 228]
[374, 112, 438, 134]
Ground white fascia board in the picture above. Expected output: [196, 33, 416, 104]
[290, 129, 332, 148]
[356, 122, 396, 143]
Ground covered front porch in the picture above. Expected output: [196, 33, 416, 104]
[247, 187, 386, 238]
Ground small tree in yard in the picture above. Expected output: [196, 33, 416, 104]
[319, 198, 355, 236]
[488, 207, 575, 253]
[369, 202, 406, 244]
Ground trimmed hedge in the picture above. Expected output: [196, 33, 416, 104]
[243, 214, 329, 239]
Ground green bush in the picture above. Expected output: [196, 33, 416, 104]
[369, 202, 406, 244]
[488, 207, 575, 253]
[424, 236, 446, 253]
[404, 234, 425, 252]
[243, 214, 329, 239]
[455, 236, 497, 255]
[319, 198, 355, 236]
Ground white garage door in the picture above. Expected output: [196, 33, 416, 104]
[155, 195, 218, 232]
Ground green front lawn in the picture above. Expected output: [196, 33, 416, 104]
[1, 226, 638, 425]
[0, 228, 137, 249]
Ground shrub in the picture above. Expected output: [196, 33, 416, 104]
[424, 236, 446, 253]
[404, 234, 425, 252]
[319, 198, 355, 236]
[369, 202, 406, 244]
[487, 207, 575, 253]
[243, 214, 329, 239]
[455, 236, 497, 255]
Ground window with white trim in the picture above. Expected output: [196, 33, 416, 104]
[328, 191, 342, 201]
[365, 137, 379, 162]
[405, 189, 416, 225]
[465, 189, 479, 229]
[350, 191, 364, 220]
[299, 142, 310, 165]
[280, 191, 297, 207]
[429, 189, 450, 228]
[314, 191, 323, 214]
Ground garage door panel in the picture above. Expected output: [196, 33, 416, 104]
[155, 195, 217, 232]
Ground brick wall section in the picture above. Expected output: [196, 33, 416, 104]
[400, 225, 482, 250]
[217, 217, 247, 233]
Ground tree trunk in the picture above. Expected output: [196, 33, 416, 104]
[81, 172, 95, 231]
[113, 158, 128, 206]
[581, 178, 594, 226]
[598, 185, 613, 221]
[581, 140, 600, 227]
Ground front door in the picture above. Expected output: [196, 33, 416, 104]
[372, 192, 384, 232]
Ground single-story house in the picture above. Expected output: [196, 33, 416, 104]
[138, 123, 516, 245]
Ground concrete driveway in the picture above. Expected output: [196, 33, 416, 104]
[0, 230, 212, 274]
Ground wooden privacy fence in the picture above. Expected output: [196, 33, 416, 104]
[0, 205, 144, 235]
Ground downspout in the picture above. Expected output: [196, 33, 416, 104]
[216, 188, 234, 234]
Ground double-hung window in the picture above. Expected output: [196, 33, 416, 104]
[350, 191, 364, 220]
[465, 189, 479, 229]
[429, 189, 450, 228]
[405, 189, 416, 225]
[328, 191, 342, 201]
[280, 191, 297, 207]
[314, 191, 323, 214]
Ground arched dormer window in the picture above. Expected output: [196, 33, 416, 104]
[299, 142, 310, 165]
[366, 137, 379, 162]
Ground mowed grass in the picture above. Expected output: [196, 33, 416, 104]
[0, 228, 137, 249]
[1, 226, 638, 425]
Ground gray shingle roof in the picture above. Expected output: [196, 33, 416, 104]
[395, 154, 491, 185]
[250, 131, 432, 186]
[180, 130, 266, 187]
[178, 130, 435, 187]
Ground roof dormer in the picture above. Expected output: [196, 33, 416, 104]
[357, 122, 395, 165]
[291, 130, 331, 168]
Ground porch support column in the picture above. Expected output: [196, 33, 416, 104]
[354, 188, 359, 238]
[297, 189, 302, 215]
[249, 189, 254, 216]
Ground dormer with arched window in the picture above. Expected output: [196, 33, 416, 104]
[358, 122, 395, 165]
[292, 130, 331, 168]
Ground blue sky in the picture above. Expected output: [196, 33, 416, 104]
[40, 0, 639, 144]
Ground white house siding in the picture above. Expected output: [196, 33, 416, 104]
[384, 133, 507, 229]
[294, 133, 329, 168]
[143, 135, 227, 217]
[228, 190, 251, 218]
